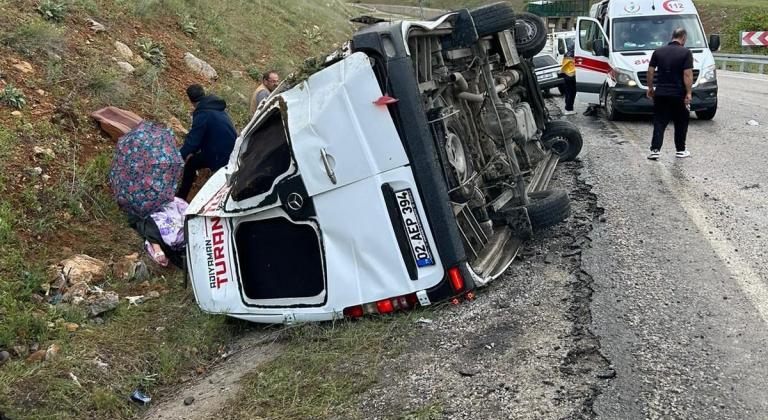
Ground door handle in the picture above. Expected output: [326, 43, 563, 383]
[320, 148, 337, 185]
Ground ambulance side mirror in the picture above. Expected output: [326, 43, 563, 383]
[558, 43, 566, 55]
[709, 34, 720, 52]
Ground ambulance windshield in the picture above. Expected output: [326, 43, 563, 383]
[612, 14, 706, 52]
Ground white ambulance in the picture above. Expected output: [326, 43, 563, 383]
[574, 0, 720, 120]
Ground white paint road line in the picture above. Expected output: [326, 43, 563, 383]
[614, 123, 768, 326]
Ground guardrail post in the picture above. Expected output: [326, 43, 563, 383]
[761, 63, 765, 74]
[740, 61, 746, 72]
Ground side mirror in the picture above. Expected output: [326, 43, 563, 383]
[558, 44, 566, 55]
[709, 34, 721, 52]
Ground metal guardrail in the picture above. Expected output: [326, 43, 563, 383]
[713, 53, 768, 73]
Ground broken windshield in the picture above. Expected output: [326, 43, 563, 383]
[612, 15, 706, 52]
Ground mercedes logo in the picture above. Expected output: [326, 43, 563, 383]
[286, 192, 304, 211]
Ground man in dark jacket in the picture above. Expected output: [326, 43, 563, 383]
[646, 28, 693, 160]
[176, 84, 238, 200]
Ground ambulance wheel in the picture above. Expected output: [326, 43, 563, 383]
[604, 90, 623, 121]
[696, 105, 717, 120]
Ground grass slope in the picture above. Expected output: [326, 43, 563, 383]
[0, 0, 352, 418]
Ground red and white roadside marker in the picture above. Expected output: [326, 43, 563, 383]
[741, 31, 768, 47]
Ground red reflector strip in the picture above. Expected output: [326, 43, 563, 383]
[343, 305, 364, 318]
[376, 299, 394, 314]
[448, 267, 464, 292]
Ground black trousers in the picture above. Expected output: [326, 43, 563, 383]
[651, 95, 689, 152]
[176, 153, 208, 201]
[563, 74, 576, 111]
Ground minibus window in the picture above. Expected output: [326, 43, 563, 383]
[230, 109, 292, 201]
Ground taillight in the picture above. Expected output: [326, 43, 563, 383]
[376, 299, 394, 314]
[343, 305, 364, 318]
[448, 267, 465, 292]
[343, 293, 418, 318]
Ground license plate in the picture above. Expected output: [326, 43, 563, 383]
[394, 188, 434, 268]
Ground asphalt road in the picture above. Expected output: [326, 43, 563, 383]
[569, 70, 768, 419]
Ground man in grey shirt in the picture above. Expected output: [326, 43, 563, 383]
[249, 70, 280, 114]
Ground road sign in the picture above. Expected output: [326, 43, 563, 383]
[741, 31, 768, 47]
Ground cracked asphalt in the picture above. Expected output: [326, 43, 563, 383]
[355, 70, 768, 419]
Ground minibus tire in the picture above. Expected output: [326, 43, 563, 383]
[695, 105, 717, 120]
[469, 2, 517, 38]
[542, 120, 583, 162]
[524, 190, 571, 231]
[514, 13, 547, 58]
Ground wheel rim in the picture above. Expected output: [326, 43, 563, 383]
[547, 136, 570, 156]
[515, 20, 537, 44]
[445, 131, 469, 182]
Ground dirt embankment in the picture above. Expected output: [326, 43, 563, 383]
[0, 1, 353, 418]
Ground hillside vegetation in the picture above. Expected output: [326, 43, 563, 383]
[697, 0, 768, 54]
[0, 0, 352, 418]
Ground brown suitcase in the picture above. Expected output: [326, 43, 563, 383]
[91, 106, 143, 141]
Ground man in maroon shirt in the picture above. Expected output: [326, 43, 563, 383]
[646, 28, 694, 160]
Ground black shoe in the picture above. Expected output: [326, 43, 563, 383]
[583, 106, 598, 116]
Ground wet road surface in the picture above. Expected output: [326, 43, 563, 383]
[570, 70, 768, 419]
